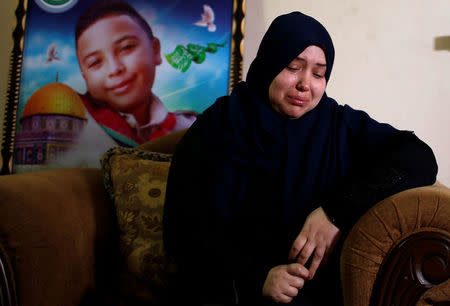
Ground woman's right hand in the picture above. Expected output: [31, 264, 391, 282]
[262, 263, 309, 303]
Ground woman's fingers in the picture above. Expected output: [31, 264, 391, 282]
[276, 293, 294, 304]
[307, 245, 326, 279]
[287, 263, 309, 279]
[284, 284, 299, 298]
[289, 207, 341, 280]
[287, 273, 306, 290]
[288, 234, 307, 262]
[296, 240, 315, 266]
[263, 264, 308, 303]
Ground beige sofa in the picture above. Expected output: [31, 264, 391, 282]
[0, 129, 448, 305]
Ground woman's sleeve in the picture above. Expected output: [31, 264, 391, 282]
[320, 108, 438, 232]
[163, 126, 278, 303]
[163, 126, 241, 303]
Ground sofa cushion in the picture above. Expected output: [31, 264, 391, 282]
[101, 147, 174, 303]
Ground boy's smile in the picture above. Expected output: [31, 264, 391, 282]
[107, 74, 136, 95]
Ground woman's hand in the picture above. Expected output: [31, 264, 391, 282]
[262, 263, 309, 303]
[288, 206, 340, 279]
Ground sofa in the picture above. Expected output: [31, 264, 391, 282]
[0, 129, 448, 306]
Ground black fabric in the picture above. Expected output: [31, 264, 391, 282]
[320, 131, 438, 231]
[163, 11, 438, 305]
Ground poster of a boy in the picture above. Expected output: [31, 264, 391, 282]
[12, 0, 235, 172]
[52, 0, 197, 168]
[76, 0, 197, 147]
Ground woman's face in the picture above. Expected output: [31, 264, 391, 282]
[77, 15, 161, 114]
[268, 45, 327, 119]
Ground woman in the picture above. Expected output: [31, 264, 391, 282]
[163, 11, 437, 305]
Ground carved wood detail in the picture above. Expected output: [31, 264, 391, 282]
[370, 231, 450, 306]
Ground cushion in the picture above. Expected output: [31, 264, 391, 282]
[101, 147, 174, 303]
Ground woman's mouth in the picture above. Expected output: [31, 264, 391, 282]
[287, 95, 309, 106]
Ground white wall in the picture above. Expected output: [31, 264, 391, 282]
[0, 0, 449, 184]
[244, 0, 450, 186]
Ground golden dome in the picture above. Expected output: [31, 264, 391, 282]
[21, 82, 86, 120]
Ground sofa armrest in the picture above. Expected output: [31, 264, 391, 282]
[340, 183, 450, 306]
[0, 243, 16, 306]
[137, 129, 187, 153]
[0, 168, 117, 306]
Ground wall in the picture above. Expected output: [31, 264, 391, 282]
[0, 0, 449, 185]
[244, 0, 450, 185]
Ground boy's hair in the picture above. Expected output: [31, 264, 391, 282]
[75, 0, 154, 48]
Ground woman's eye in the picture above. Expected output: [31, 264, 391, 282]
[314, 73, 324, 78]
[287, 66, 299, 71]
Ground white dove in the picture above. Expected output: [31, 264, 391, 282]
[46, 43, 60, 64]
[194, 4, 216, 32]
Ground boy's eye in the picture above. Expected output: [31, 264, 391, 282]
[122, 44, 134, 51]
[119, 42, 137, 53]
[87, 58, 102, 69]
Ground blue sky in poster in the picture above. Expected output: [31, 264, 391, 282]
[17, 0, 234, 126]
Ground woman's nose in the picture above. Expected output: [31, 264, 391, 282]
[296, 74, 310, 91]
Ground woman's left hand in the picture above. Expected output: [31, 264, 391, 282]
[288, 206, 340, 279]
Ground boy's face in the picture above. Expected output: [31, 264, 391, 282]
[77, 15, 161, 114]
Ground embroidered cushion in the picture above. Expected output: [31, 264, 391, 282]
[101, 147, 174, 303]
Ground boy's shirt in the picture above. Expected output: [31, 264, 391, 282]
[49, 93, 197, 169]
[80, 93, 197, 146]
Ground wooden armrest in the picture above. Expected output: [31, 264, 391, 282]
[340, 184, 450, 306]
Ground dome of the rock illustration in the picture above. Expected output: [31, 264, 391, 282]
[21, 82, 86, 120]
[14, 82, 87, 167]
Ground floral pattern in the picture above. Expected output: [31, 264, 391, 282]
[101, 147, 174, 301]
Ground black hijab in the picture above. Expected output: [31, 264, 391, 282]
[247, 11, 334, 102]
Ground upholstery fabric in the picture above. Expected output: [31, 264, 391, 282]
[0, 168, 114, 306]
[417, 278, 450, 305]
[340, 184, 450, 305]
[101, 147, 173, 303]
